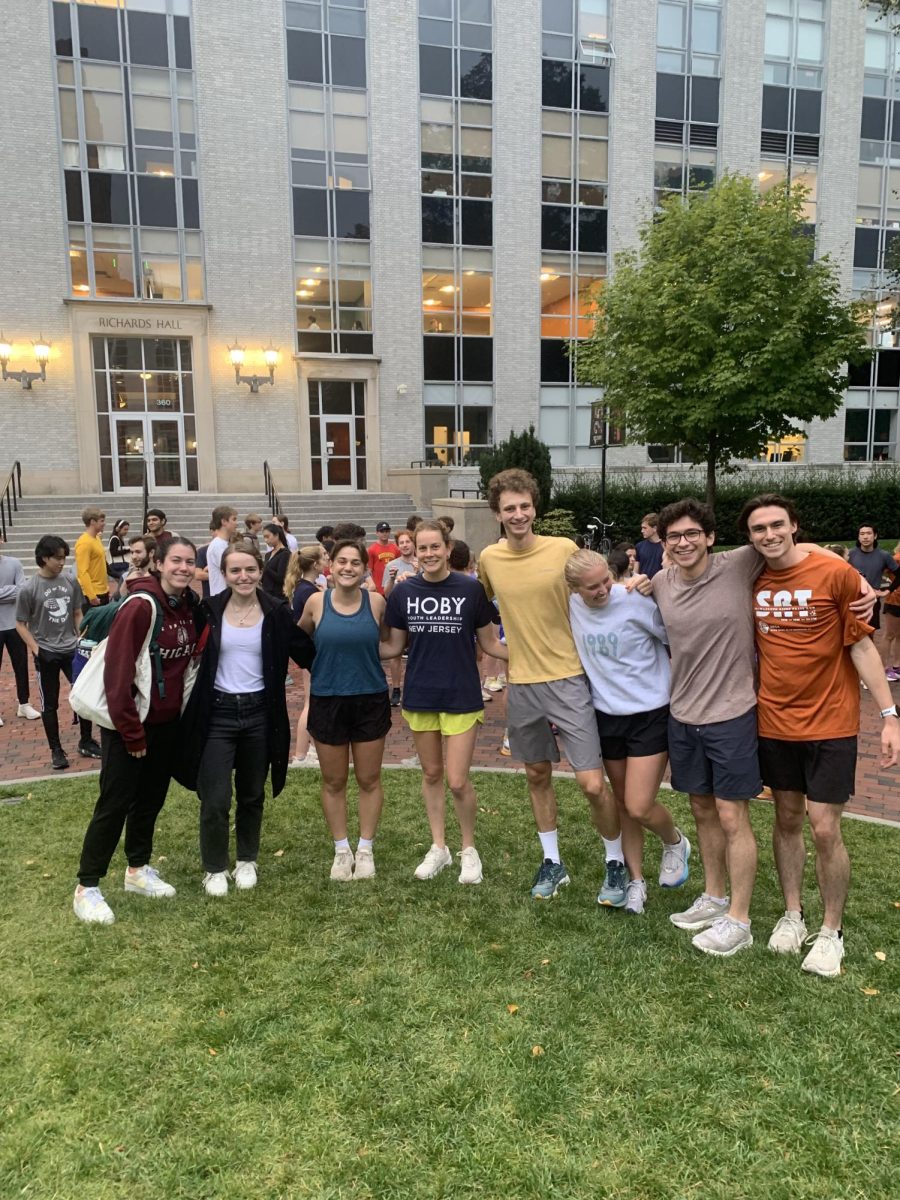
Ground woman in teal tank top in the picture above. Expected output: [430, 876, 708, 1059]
[299, 538, 391, 882]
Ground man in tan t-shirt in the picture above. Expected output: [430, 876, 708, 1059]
[479, 469, 623, 903]
[740, 494, 899, 978]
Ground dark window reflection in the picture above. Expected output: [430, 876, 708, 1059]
[762, 85, 790, 130]
[579, 64, 609, 113]
[330, 36, 366, 87]
[542, 205, 572, 251]
[54, 2, 73, 56]
[420, 45, 453, 96]
[424, 336, 456, 381]
[690, 77, 719, 124]
[542, 59, 573, 108]
[462, 336, 493, 381]
[793, 89, 821, 135]
[181, 179, 200, 229]
[578, 207, 607, 253]
[127, 11, 169, 67]
[460, 50, 492, 100]
[461, 198, 492, 245]
[89, 173, 131, 224]
[335, 190, 370, 239]
[877, 349, 900, 387]
[293, 187, 329, 236]
[846, 359, 872, 388]
[174, 16, 192, 69]
[339, 332, 374, 355]
[77, 5, 120, 61]
[854, 228, 879, 268]
[422, 196, 454, 243]
[138, 176, 178, 227]
[860, 97, 887, 141]
[287, 30, 323, 82]
[65, 171, 84, 222]
[657, 73, 686, 120]
[540, 339, 570, 383]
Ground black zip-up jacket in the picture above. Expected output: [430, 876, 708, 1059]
[175, 588, 315, 797]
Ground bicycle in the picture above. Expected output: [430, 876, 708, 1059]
[583, 515, 616, 556]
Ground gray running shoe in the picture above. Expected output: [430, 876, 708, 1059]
[597, 860, 629, 907]
[659, 830, 691, 888]
[530, 858, 570, 900]
[669, 894, 729, 930]
[624, 878, 647, 915]
[692, 916, 753, 957]
[801, 927, 844, 977]
[768, 911, 808, 954]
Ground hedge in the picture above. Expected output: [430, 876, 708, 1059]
[550, 468, 900, 545]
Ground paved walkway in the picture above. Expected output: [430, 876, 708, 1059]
[1, 658, 897, 826]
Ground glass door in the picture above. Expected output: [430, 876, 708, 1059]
[112, 417, 147, 490]
[149, 417, 184, 489]
[112, 414, 186, 492]
[323, 417, 355, 488]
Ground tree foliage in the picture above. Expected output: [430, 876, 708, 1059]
[574, 174, 871, 506]
[478, 424, 552, 515]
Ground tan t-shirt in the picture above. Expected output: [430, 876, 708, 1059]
[651, 545, 764, 725]
[478, 536, 583, 684]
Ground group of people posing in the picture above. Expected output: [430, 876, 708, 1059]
[3, 475, 897, 981]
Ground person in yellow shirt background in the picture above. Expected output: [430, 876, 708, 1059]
[75, 507, 110, 608]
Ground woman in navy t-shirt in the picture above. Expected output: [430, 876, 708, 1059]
[284, 544, 326, 768]
[383, 520, 507, 885]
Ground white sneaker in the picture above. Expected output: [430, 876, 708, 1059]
[481, 687, 493, 702]
[768, 910, 808, 954]
[17, 703, 41, 720]
[330, 848, 355, 882]
[692, 916, 753, 957]
[400, 753, 421, 768]
[414, 844, 452, 880]
[485, 676, 505, 692]
[801, 927, 844, 977]
[669, 893, 729, 930]
[624, 878, 647, 915]
[353, 846, 376, 879]
[73, 886, 115, 925]
[658, 831, 691, 888]
[457, 846, 483, 885]
[203, 870, 230, 897]
[0, 714, 3, 726]
[233, 860, 258, 890]
[124, 864, 176, 898]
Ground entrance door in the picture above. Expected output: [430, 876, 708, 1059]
[323, 417, 355, 488]
[112, 414, 186, 492]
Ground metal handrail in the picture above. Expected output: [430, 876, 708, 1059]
[409, 460, 448, 468]
[263, 461, 283, 517]
[0, 460, 22, 541]
[449, 487, 483, 498]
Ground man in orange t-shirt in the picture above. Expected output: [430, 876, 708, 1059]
[739, 494, 900, 979]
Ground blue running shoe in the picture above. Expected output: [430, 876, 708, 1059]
[530, 858, 570, 900]
[659, 830, 691, 888]
[598, 860, 629, 907]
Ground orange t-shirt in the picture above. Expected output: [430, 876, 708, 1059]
[753, 555, 873, 741]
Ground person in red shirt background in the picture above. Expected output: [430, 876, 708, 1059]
[367, 523, 399, 594]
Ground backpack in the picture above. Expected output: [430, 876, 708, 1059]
[70, 592, 173, 729]
[80, 593, 169, 700]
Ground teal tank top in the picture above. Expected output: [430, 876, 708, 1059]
[310, 589, 387, 697]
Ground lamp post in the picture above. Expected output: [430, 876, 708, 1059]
[0, 334, 50, 389]
[227, 340, 278, 394]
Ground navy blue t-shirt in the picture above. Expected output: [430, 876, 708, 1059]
[291, 579, 319, 622]
[385, 572, 496, 713]
[636, 538, 664, 579]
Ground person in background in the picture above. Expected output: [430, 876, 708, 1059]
[437, 515, 455, 541]
[118, 534, 158, 598]
[315, 525, 334, 547]
[368, 522, 400, 595]
[611, 541, 637, 578]
[383, 530, 418, 597]
[72, 537, 201, 925]
[848, 523, 898, 658]
[242, 513, 263, 553]
[285, 544, 326, 768]
[825, 544, 848, 559]
[273, 513, 298, 553]
[75, 506, 109, 608]
[448, 540, 476, 576]
[606, 547, 633, 582]
[207, 506, 238, 596]
[192, 522, 214, 600]
[16, 536, 99, 769]
[405, 514, 423, 536]
[144, 509, 173, 551]
[883, 540, 900, 682]
[106, 519, 131, 583]
[261, 523, 291, 598]
[635, 513, 663, 579]
[0, 534, 41, 725]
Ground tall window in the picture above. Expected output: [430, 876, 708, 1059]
[845, 8, 900, 464]
[53, 0, 203, 301]
[653, 1, 721, 205]
[419, 0, 493, 464]
[539, 0, 609, 466]
[287, 0, 373, 355]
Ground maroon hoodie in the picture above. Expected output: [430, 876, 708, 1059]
[104, 576, 198, 752]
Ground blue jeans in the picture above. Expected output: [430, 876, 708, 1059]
[197, 690, 269, 873]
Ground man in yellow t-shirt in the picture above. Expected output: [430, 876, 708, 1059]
[478, 469, 622, 903]
[74, 506, 109, 607]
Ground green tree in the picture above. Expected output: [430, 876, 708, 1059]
[870, 1, 900, 18]
[574, 174, 870, 507]
[478, 425, 552, 514]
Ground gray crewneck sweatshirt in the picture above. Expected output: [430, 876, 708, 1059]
[0, 555, 26, 631]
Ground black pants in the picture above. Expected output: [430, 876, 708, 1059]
[198, 691, 269, 873]
[0, 627, 29, 704]
[34, 649, 92, 750]
[77, 722, 179, 887]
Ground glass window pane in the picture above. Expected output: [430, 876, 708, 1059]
[657, 73, 686, 120]
[579, 65, 609, 112]
[59, 89, 79, 140]
[332, 90, 366, 116]
[765, 16, 791, 59]
[330, 36, 366, 88]
[54, 1, 73, 57]
[461, 199, 492, 245]
[174, 16, 192, 69]
[94, 246, 134, 297]
[83, 92, 125, 143]
[543, 59, 573, 108]
[797, 20, 823, 63]
[291, 110, 326, 151]
[334, 190, 370, 239]
[133, 95, 173, 138]
[177, 100, 194, 135]
[137, 175, 177, 227]
[424, 337, 456, 381]
[542, 205, 572, 251]
[422, 195, 454, 242]
[287, 30, 323, 82]
[420, 17, 452, 46]
[460, 51, 492, 100]
[140, 259, 181, 300]
[577, 207, 607, 253]
[89, 173, 131, 224]
[77, 6, 121, 62]
[866, 31, 889, 72]
[334, 115, 368, 155]
[293, 187, 329, 236]
[657, 3, 686, 50]
[420, 45, 453, 96]
[578, 138, 607, 181]
[542, 134, 571, 177]
[691, 8, 719, 54]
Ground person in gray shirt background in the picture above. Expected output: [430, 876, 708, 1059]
[848, 523, 898, 641]
[0, 534, 41, 726]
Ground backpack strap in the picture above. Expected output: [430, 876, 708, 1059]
[145, 594, 168, 701]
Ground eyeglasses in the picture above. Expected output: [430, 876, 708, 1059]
[663, 529, 706, 546]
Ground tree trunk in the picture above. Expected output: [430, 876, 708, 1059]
[705, 436, 717, 509]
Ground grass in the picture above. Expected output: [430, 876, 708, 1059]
[1, 770, 898, 1200]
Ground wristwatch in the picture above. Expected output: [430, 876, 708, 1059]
[880, 705, 899, 719]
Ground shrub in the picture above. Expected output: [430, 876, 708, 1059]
[478, 425, 553, 515]
[533, 508, 578, 540]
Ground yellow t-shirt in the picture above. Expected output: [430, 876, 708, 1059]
[75, 532, 107, 602]
[478, 536, 582, 684]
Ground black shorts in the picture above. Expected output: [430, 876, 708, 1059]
[884, 602, 900, 618]
[308, 690, 392, 746]
[758, 735, 857, 805]
[596, 704, 669, 760]
[668, 707, 761, 801]
[869, 599, 882, 632]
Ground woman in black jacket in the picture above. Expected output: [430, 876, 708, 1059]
[176, 543, 314, 896]
[261, 522, 291, 598]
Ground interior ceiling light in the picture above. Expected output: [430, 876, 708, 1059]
[302, 278, 317, 286]
[439, 284, 457, 293]
[423, 298, 439, 306]
[540, 272, 559, 282]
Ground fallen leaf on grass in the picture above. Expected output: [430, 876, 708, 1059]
[893, 902, 900, 909]
[875, 951, 887, 961]
[24, 859, 35, 866]
[489, 942, 503, 951]
[208, 1048, 218, 1056]
[522, 969, 534, 979]
[156, 855, 167, 863]
[531, 1045, 545, 1057]
[540, 958, 550, 966]
[861, 988, 880, 996]
[192, 962, 199, 969]
[42, 873, 52, 879]
[507, 1004, 519, 1015]
[273, 849, 285, 857]
[218, 1009, 226, 1018]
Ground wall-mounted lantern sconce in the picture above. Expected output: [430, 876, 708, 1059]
[227, 340, 279, 393]
[0, 333, 50, 389]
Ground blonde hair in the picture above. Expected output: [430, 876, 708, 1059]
[564, 548, 607, 591]
[283, 544, 323, 600]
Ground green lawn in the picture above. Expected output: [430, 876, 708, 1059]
[1, 771, 898, 1200]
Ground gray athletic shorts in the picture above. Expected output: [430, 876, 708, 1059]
[506, 675, 602, 772]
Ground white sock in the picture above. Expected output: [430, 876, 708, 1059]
[602, 835, 623, 863]
[357, 837, 374, 852]
[334, 838, 350, 852]
[538, 829, 560, 864]
[706, 894, 728, 905]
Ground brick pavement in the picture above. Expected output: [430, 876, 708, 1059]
[1, 656, 897, 826]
